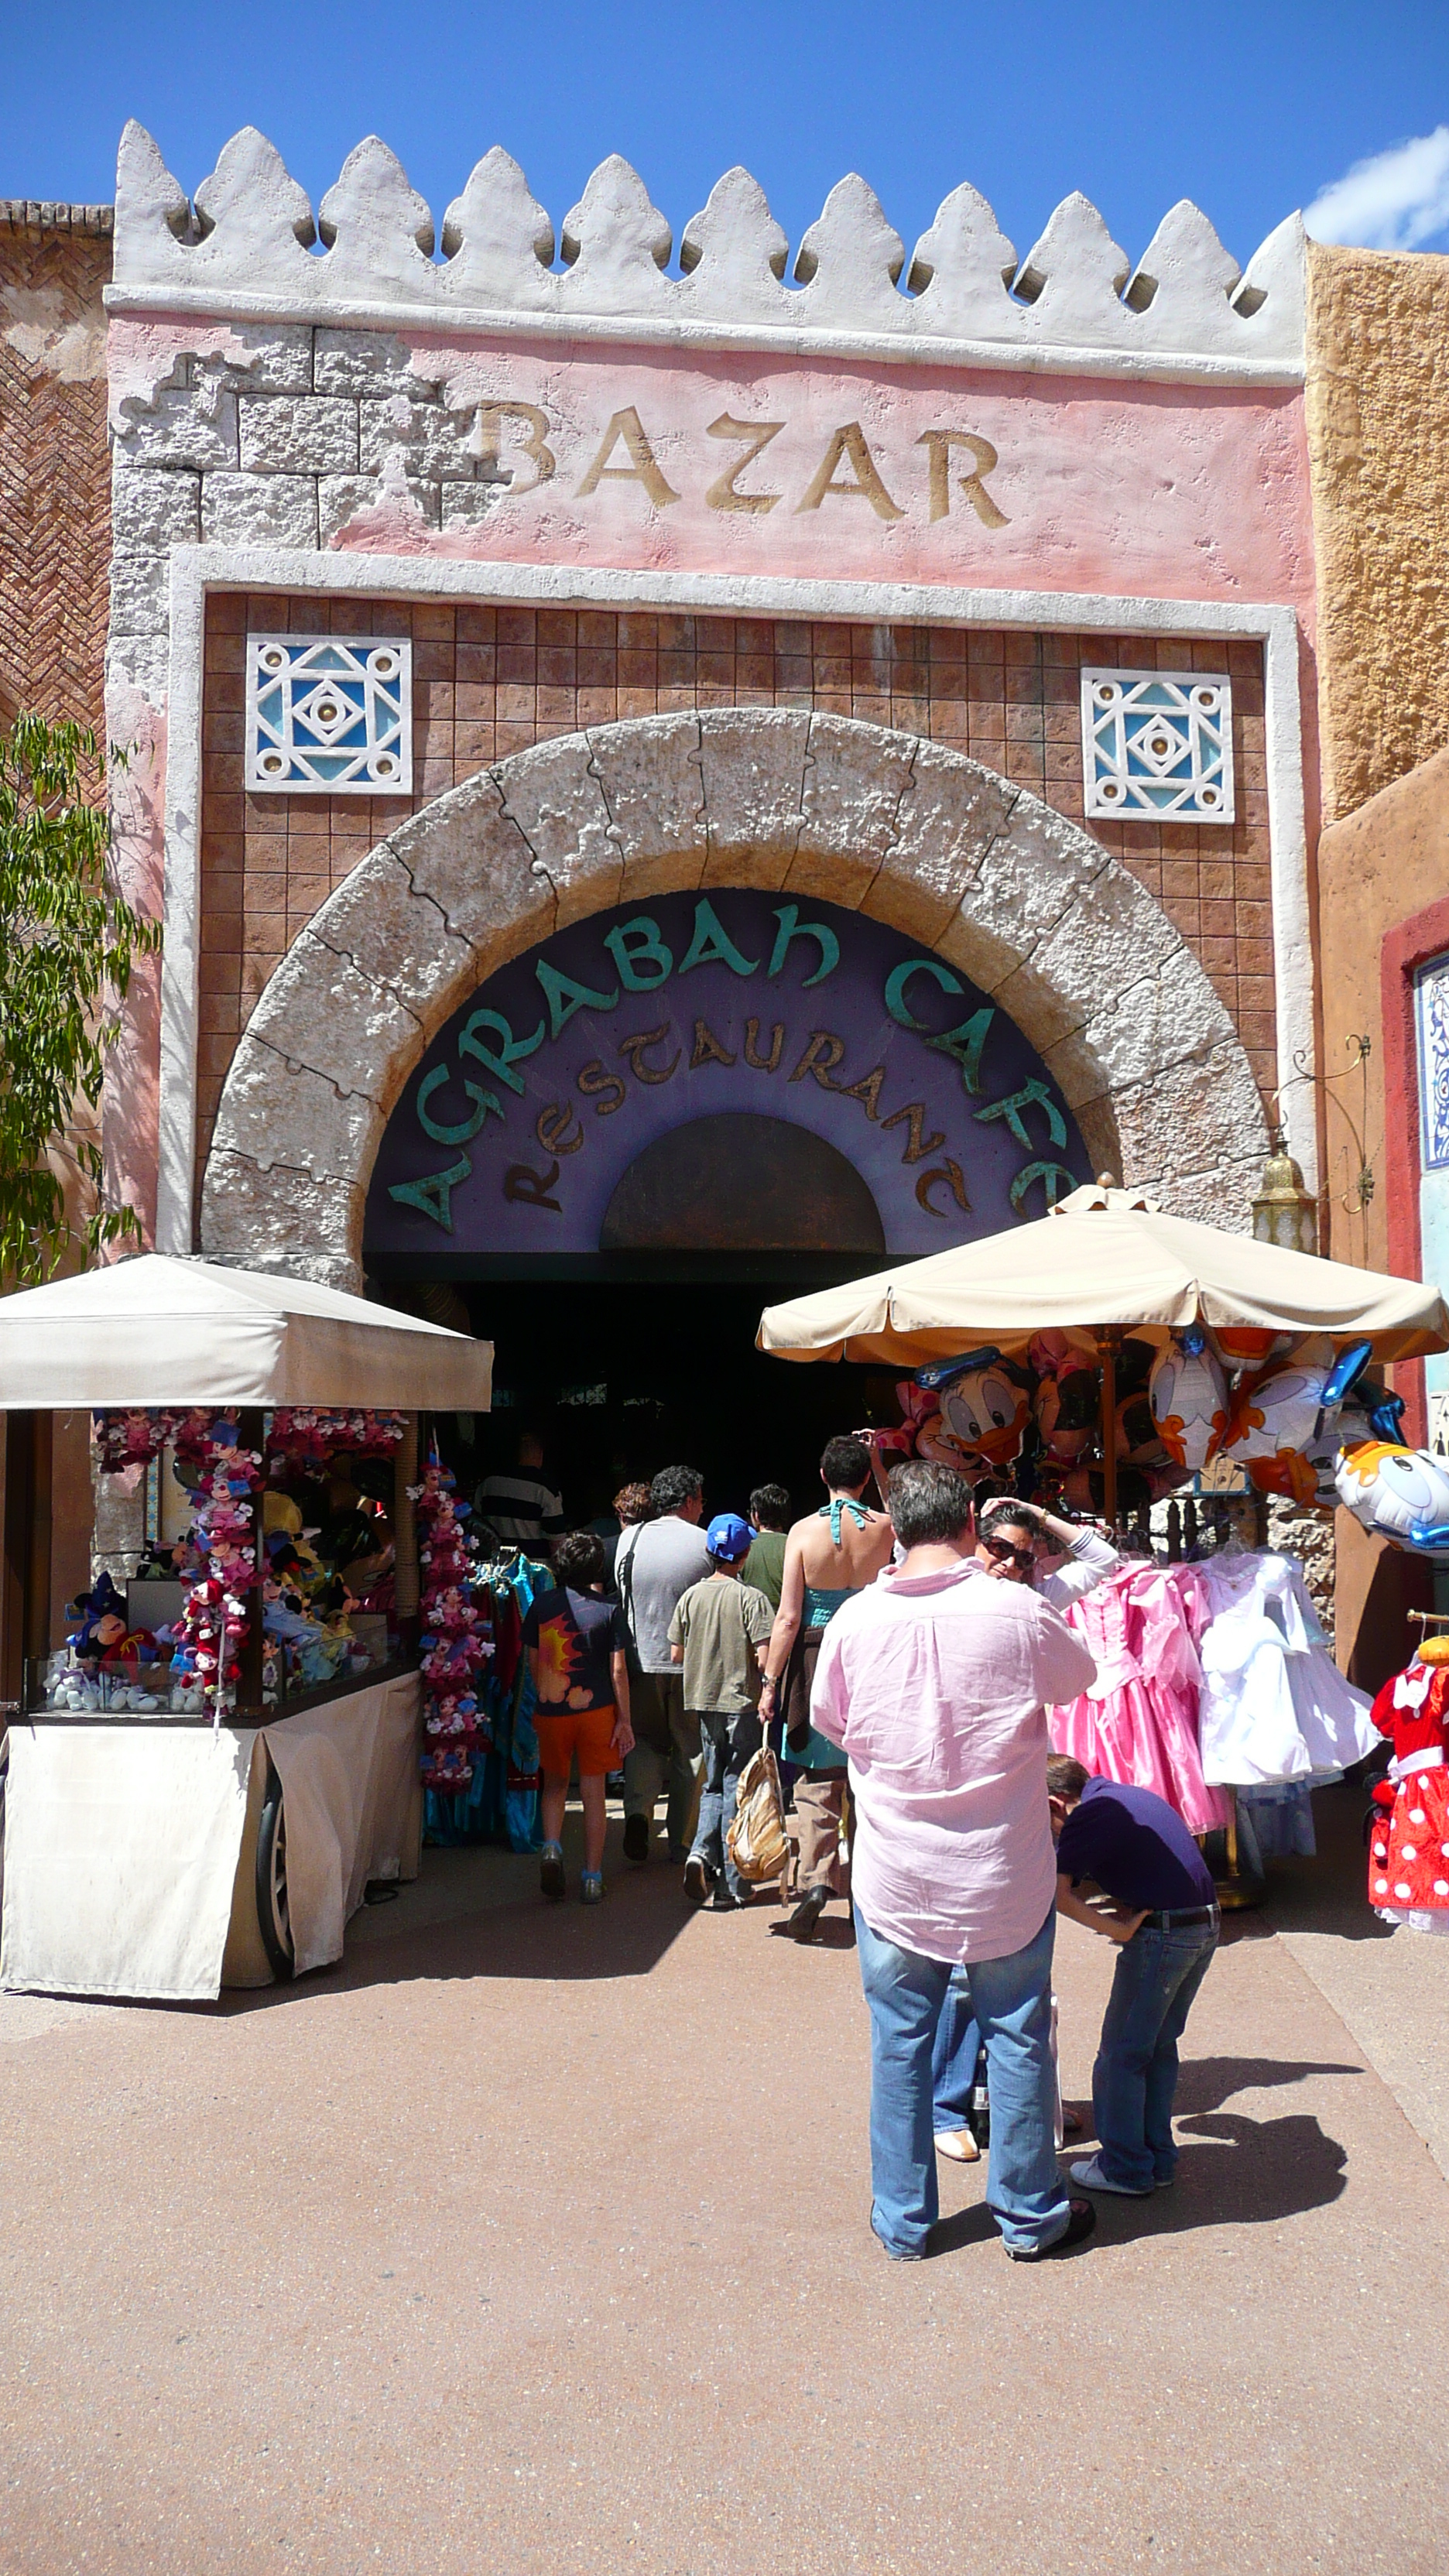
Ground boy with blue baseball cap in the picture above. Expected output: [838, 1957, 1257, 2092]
[670, 1512, 776, 1910]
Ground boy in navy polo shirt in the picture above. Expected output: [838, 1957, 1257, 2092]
[1048, 1755, 1219, 2198]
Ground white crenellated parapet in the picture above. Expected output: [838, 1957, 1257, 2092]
[105, 122, 1306, 383]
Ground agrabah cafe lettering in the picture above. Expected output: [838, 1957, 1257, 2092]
[471, 404, 1009, 527]
[372, 892, 1084, 1255]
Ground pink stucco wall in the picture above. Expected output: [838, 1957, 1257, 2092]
[339, 334, 1317, 624]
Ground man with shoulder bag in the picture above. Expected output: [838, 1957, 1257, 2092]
[617, 1465, 711, 1866]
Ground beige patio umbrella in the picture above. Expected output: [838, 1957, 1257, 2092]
[757, 1183, 1449, 1522]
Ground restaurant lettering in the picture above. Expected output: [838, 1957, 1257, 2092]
[370, 892, 1083, 1260]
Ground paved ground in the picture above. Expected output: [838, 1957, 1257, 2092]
[2, 1788, 1447, 2575]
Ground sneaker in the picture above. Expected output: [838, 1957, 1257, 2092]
[683, 1856, 711, 1906]
[1068, 2155, 1153, 2197]
[540, 1841, 566, 1903]
[1153, 2171, 1177, 2191]
[580, 1871, 605, 1905]
[1005, 2198, 1098, 2263]
[711, 1882, 743, 1910]
[622, 1814, 650, 1867]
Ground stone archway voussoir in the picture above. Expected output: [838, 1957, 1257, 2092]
[587, 712, 707, 903]
[207, 1033, 384, 1191]
[197, 707, 1270, 1282]
[492, 730, 625, 929]
[201, 1149, 368, 1286]
[881, 736, 1019, 944]
[698, 705, 810, 878]
[387, 769, 556, 973]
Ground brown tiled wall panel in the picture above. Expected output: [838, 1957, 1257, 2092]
[198, 598, 1271, 1181]
[0, 226, 111, 735]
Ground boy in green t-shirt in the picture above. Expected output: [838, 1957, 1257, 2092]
[670, 1512, 774, 1910]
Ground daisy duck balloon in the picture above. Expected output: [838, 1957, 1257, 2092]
[1214, 1340, 1373, 1504]
[1148, 1327, 1228, 1477]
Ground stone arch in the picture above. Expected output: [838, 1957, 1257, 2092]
[200, 708, 1269, 1288]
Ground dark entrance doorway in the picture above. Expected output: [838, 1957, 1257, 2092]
[447, 1275, 890, 1533]
[600, 1113, 886, 1257]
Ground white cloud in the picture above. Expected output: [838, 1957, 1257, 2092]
[1305, 126, 1449, 252]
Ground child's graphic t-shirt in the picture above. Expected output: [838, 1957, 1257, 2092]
[521, 1584, 628, 1712]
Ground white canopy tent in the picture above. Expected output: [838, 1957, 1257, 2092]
[0, 1255, 492, 2005]
[0, 1254, 492, 1410]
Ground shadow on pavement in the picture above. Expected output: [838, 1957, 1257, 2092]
[216, 1841, 764, 2012]
[905, 2099, 1350, 2266]
[1171, 2054, 1362, 2115]
[1145, 2111, 1349, 2228]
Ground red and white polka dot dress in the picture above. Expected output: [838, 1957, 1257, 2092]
[1368, 1663, 1449, 1934]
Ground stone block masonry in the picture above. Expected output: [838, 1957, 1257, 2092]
[194, 594, 1272, 1193]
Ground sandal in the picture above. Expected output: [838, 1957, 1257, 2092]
[934, 2127, 981, 2164]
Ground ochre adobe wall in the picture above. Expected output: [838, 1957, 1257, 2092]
[196, 596, 1272, 1194]
[1307, 238, 1449, 824]
[0, 207, 112, 735]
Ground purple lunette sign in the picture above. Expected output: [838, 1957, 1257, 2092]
[364, 889, 1087, 1263]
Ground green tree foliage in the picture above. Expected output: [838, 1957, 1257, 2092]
[0, 712, 162, 1286]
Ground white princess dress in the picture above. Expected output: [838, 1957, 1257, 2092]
[1196, 1550, 1376, 1786]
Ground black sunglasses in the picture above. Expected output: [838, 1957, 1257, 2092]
[985, 1535, 1036, 1570]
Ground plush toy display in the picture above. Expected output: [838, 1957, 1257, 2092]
[1148, 1328, 1228, 1475]
[1335, 1442, 1449, 1555]
[411, 1450, 492, 1790]
[1366, 1638, 1449, 1930]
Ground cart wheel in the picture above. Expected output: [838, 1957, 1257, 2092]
[255, 1752, 294, 1982]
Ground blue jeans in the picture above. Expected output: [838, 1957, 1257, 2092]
[688, 1709, 762, 1900]
[932, 1981, 983, 2134]
[1094, 1920, 1218, 2191]
[855, 1906, 1070, 2256]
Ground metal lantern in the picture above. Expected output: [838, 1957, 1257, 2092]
[1252, 1129, 1317, 1255]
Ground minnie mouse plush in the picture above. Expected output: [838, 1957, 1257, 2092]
[1366, 1637, 1449, 1931]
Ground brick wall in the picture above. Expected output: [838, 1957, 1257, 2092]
[0, 207, 112, 735]
[197, 594, 1271, 1190]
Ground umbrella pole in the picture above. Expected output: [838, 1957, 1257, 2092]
[1097, 1331, 1122, 1529]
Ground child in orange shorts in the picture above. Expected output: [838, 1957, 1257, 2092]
[522, 1529, 634, 1903]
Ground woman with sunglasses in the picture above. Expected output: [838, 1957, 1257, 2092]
[975, 1496, 1120, 1609]
[934, 1493, 1121, 2162]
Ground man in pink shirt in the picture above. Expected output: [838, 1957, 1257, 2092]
[811, 1460, 1100, 2263]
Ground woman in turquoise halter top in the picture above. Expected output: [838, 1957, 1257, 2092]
[759, 1439, 895, 1937]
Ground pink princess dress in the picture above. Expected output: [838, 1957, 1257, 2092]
[1050, 1563, 1231, 1837]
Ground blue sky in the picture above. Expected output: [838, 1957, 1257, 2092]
[3, 0, 1449, 269]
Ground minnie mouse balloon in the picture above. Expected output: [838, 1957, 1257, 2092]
[1148, 1328, 1228, 1475]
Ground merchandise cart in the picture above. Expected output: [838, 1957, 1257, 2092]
[0, 1255, 492, 2002]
